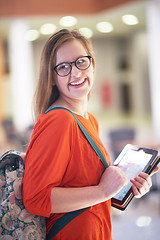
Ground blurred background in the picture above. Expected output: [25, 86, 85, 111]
[0, 0, 160, 239]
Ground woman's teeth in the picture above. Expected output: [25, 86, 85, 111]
[70, 79, 86, 86]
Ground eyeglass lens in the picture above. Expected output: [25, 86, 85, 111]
[55, 56, 91, 77]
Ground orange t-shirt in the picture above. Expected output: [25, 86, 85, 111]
[23, 109, 112, 240]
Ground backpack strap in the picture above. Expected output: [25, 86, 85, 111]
[46, 207, 89, 240]
[45, 106, 109, 168]
[45, 106, 109, 239]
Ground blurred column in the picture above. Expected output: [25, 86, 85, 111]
[146, 1, 160, 140]
[9, 20, 34, 131]
[0, 35, 5, 122]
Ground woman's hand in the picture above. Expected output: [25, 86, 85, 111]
[130, 166, 159, 198]
[98, 166, 128, 199]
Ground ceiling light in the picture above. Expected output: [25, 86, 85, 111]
[79, 28, 93, 38]
[96, 22, 113, 33]
[136, 216, 152, 227]
[122, 14, 139, 25]
[25, 29, 40, 41]
[59, 16, 77, 27]
[40, 23, 57, 35]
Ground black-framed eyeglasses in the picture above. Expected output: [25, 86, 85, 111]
[53, 56, 92, 77]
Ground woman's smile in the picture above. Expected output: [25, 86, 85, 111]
[69, 78, 87, 87]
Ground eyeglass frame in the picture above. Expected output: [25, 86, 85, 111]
[52, 55, 92, 77]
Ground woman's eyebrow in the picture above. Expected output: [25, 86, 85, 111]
[56, 55, 85, 66]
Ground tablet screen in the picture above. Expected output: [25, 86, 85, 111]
[113, 148, 152, 201]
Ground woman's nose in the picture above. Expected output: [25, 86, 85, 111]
[70, 65, 81, 77]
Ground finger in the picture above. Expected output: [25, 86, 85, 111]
[137, 173, 152, 187]
[131, 184, 141, 198]
[130, 178, 145, 194]
[138, 172, 149, 179]
[132, 176, 150, 191]
[130, 177, 151, 198]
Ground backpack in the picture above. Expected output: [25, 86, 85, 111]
[0, 150, 46, 239]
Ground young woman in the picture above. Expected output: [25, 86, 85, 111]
[23, 29, 159, 240]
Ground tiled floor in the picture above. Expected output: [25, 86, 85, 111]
[112, 191, 160, 240]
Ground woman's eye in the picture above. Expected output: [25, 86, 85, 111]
[77, 59, 86, 65]
[58, 64, 69, 72]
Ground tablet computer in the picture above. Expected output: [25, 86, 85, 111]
[111, 144, 160, 211]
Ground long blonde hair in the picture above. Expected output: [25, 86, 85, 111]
[33, 29, 95, 122]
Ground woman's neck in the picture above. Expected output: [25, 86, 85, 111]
[54, 97, 88, 118]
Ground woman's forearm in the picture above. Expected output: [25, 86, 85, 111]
[51, 185, 107, 213]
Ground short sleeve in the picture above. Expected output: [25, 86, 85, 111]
[23, 110, 75, 217]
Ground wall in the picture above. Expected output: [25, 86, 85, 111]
[0, 27, 151, 131]
[91, 31, 150, 117]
